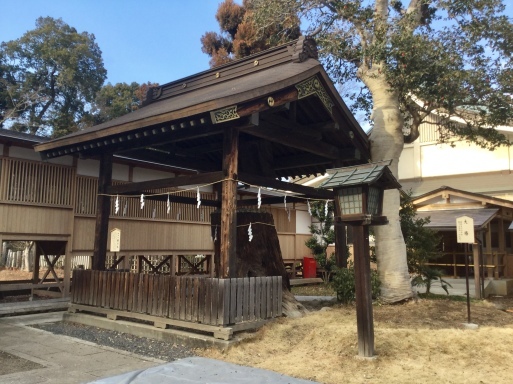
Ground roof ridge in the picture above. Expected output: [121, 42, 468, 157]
[142, 36, 318, 106]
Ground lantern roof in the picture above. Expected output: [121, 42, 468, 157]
[319, 160, 401, 190]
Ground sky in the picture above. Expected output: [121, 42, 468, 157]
[0, 1, 226, 85]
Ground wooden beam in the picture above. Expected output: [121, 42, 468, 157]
[333, 197, 348, 268]
[221, 127, 239, 278]
[237, 195, 306, 206]
[353, 224, 375, 357]
[106, 171, 224, 195]
[120, 147, 218, 172]
[240, 123, 341, 159]
[174, 142, 222, 156]
[238, 172, 333, 199]
[93, 154, 113, 271]
[146, 193, 221, 208]
[261, 114, 323, 140]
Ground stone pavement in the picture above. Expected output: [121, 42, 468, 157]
[0, 312, 164, 384]
[0, 312, 317, 384]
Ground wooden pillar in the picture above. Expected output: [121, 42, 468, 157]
[472, 242, 481, 299]
[92, 154, 113, 271]
[333, 199, 348, 268]
[485, 224, 492, 278]
[33, 242, 40, 284]
[498, 218, 505, 278]
[63, 241, 71, 297]
[353, 224, 374, 357]
[220, 127, 238, 278]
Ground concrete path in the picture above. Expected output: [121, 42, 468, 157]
[0, 312, 164, 384]
[413, 277, 480, 298]
[0, 312, 317, 384]
[89, 357, 317, 384]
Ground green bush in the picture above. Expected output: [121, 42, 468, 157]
[331, 264, 381, 303]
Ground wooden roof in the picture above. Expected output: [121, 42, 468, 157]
[413, 186, 513, 210]
[35, 37, 369, 179]
[320, 161, 401, 190]
[416, 208, 498, 231]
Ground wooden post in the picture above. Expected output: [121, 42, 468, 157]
[498, 218, 505, 278]
[335, 222, 348, 268]
[92, 154, 113, 271]
[485, 224, 492, 278]
[333, 197, 348, 268]
[33, 242, 41, 284]
[63, 241, 71, 297]
[353, 224, 374, 357]
[220, 127, 239, 278]
[473, 242, 481, 299]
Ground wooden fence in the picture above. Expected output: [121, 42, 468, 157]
[0, 157, 74, 206]
[70, 270, 282, 339]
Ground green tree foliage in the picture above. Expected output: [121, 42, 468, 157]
[253, 0, 513, 147]
[331, 263, 381, 303]
[201, 0, 300, 67]
[252, 0, 513, 302]
[305, 201, 336, 282]
[400, 192, 441, 274]
[0, 17, 107, 137]
[81, 81, 158, 127]
[400, 192, 450, 294]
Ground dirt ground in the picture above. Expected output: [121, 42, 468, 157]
[0, 266, 64, 281]
[201, 296, 513, 384]
[2, 269, 512, 383]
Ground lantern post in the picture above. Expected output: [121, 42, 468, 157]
[320, 161, 401, 358]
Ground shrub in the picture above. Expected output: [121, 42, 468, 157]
[331, 264, 381, 303]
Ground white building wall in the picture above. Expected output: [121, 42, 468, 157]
[398, 121, 513, 197]
[112, 163, 129, 181]
[77, 158, 100, 177]
[296, 208, 311, 234]
[132, 167, 175, 182]
[9, 145, 74, 166]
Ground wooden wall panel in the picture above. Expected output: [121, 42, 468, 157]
[0, 204, 72, 235]
[73, 217, 214, 253]
[278, 234, 295, 260]
[270, 207, 296, 233]
[295, 234, 313, 259]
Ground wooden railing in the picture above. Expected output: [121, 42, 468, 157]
[426, 251, 508, 278]
[0, 157, 74, 206]
[71, 270, 282, 330]
[75, 176, 216, 222]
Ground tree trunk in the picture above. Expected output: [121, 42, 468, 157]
[211, 209, 307, 317]
[363, 68, 413, 303]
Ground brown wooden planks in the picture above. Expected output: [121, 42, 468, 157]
[223, 279, 230, 325]
[230, 278, 237, 324]
[249, 277, 255, 321]
[266, 277, 272, 319]
[276, 276, 283, 317]
[235, 278, 243, 323]
[211, 278, 219, 325]
[179, 277, 187, 321]
[169, 276, 177, 319]
[127, 272, 134, 311]
[132, 273, 140, 312]
[255, 276, 262, 320]
[243, 277, 250, 321]
[173, 276, 181, 320]
[193, 277, 201, 323]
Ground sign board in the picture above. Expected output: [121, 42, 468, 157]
[110, 228, 121, 252]
[456, 216, 474, 244]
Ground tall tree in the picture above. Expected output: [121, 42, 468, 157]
[252, 0, 513, 302]
[201, 0, 300, 67]
[81, 81, 158, 127]
[0, 17, 106, 137]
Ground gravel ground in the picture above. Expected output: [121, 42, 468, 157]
[31, 321, 197, 362]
